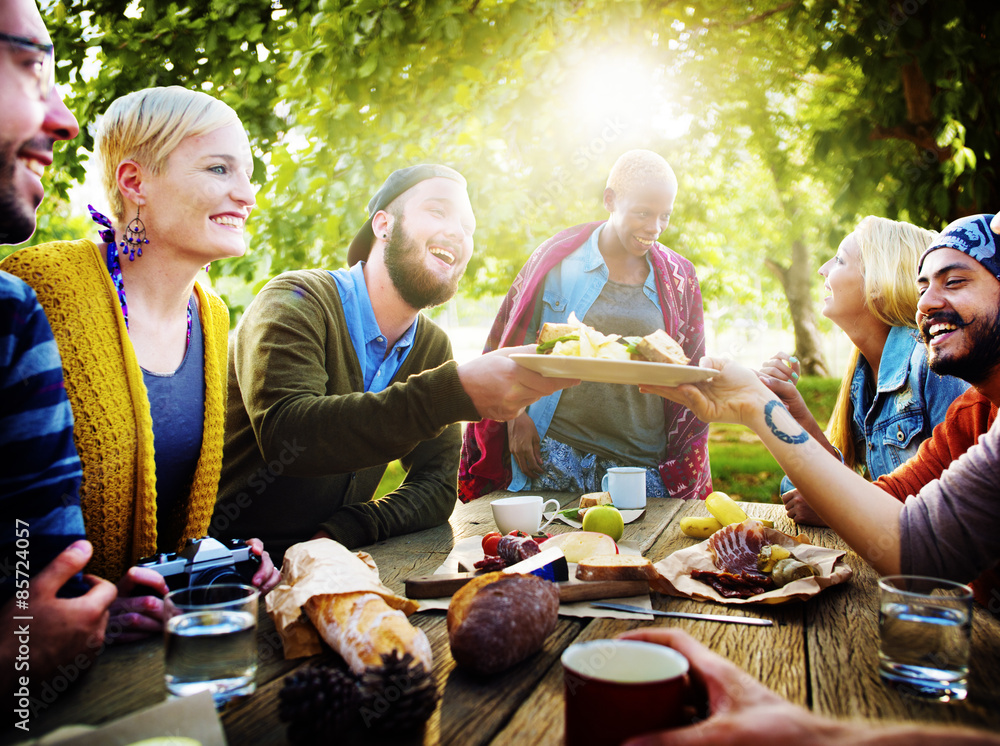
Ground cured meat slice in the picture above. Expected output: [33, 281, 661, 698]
[706, 519, 769, 578]
[690, 570, 774, 599]
[497, 535, 540, 565]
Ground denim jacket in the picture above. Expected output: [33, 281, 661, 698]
[849, 326, 968, 478]
[508, 226, 662, 491]
[781, 326, 968, 492]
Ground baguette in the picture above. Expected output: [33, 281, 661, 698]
[304, 591, 432, 676]
[447, 573, 559, 675]
[575, 555, 657, 582]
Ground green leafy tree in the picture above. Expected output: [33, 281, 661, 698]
[28, 0, 994, 352]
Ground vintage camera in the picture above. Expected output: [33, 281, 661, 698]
[136, 537, 261, 591]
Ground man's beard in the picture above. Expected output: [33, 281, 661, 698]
[383, 219, 462, 310]
[0, 140, 37, 245]
[923, 308, 1000, 384]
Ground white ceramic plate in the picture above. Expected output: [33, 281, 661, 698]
[543, 509, 646, 530]
[511, 354, 717, 387]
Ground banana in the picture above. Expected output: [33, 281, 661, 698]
[679, 515, 723, 539]
[705, 491, 748, 526]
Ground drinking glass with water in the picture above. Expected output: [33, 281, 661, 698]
[164, 583, 259, 707]
[877, 575, 973, 702]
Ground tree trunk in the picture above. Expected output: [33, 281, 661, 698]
[765, 239, 830, 377]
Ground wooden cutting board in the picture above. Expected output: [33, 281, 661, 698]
[404, 574, 648, 602]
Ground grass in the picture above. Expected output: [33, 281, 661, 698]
[372, 376, 842, 503]
[710, 376, 841, 503]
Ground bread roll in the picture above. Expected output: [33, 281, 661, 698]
[305, 591, 432, 676]
[447, 573, 559, 675]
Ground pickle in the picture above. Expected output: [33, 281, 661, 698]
[705, 492, 748, 526]
[679, 515, 723, 539]
[757, 544, 791, 573]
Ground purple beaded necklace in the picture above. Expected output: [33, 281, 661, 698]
[89, 205, 192, 347]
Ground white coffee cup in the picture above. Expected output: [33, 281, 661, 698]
[601, 467, 647, 510]
[491, 495, 560, 535]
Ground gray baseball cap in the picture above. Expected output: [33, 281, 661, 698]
[347, 164, 467, 266]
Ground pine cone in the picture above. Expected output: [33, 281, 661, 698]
[278, 663, 360, 743]
[356, 651, 439, 733]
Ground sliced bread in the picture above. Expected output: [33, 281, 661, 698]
[575, 555, 657, 582]
[579, 491, 613, 509]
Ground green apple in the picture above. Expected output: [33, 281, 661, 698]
[581, 505, 625, 542]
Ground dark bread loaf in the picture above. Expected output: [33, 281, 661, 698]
[447, 572, 559, 675]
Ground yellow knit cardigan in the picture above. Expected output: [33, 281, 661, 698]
[1, 239, 228, 581]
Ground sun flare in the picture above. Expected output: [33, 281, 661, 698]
[565, 51, 692, 141]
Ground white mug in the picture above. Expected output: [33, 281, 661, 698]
[491, 495, 560, 535]
[601, 467, 647, 510]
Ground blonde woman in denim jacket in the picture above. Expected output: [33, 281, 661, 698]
[760, 216, 969, 525]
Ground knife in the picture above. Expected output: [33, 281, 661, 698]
[591, 601, 774, 626]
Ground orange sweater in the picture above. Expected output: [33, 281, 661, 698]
[876, 388, 998, 605]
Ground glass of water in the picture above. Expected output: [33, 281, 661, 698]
[878, 575, 973, 702]
[164, 583, 259, 707]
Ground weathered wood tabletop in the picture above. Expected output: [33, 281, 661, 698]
[13, 494, 1000, 745]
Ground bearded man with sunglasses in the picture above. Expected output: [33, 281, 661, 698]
[0, 0, 117, 701]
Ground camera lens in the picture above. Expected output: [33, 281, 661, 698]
[193, 566, 244, 592]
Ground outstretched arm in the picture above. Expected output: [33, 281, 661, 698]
[641, 357, 904, 575]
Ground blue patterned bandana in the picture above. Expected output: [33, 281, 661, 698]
[919, 213, 1000, 280]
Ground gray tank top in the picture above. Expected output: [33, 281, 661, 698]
[547, 280, 667, 464]
[142, 296, 205, 541]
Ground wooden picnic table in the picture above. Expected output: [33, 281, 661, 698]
[14, 494, 1000, 745]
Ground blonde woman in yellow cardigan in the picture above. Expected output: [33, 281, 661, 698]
[2, 86, 279, 642]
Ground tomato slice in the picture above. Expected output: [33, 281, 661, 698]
[481, 531, 502, 557]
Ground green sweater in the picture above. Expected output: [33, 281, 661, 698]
[212, 269, 480, 561]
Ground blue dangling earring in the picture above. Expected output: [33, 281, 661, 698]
[120, 205, 150, 261]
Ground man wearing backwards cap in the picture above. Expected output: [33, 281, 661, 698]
[213, 165, 576, 561]
[639, 213, 1000, 592]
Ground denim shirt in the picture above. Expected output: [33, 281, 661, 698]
[508, 225, 662, 491]
[849, 326, 968, 478]
[329, 262, 416, 393]
[781, 326, 968, 493]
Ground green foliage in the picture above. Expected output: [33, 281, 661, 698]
[33, 0, 995, 324]
[795, 375, 843, 430]
[709, 375, 841, 503]
[806, 0, 997, 226]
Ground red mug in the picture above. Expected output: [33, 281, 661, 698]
[562, 639, 689, 746]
